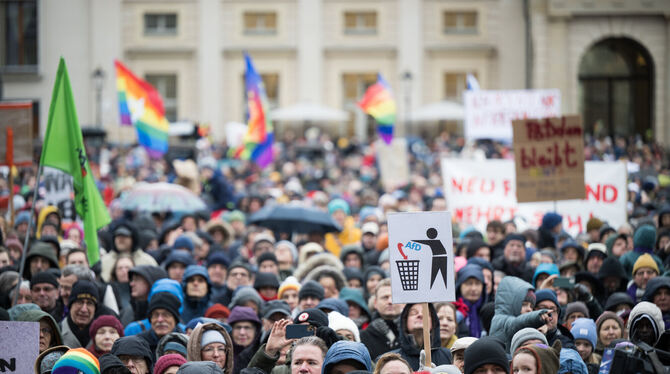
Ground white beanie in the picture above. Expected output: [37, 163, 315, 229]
[328, 311, 360, 342]
[201, 330, 226, 348]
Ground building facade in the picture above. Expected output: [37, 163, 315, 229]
[1, 0, 669, 145]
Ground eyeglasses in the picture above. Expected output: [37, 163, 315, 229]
[40, 328, 53, 335]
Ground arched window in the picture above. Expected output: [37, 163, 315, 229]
[578, 38, 653, 139]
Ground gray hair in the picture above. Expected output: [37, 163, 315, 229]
[61, 265, 94, 281]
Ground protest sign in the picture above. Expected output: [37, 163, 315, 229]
[0, 321, 39, 373]
[441, 159, 627, 236]
[377, 138, 410, 191]
[464, 89, 560, 142]
[513, 115, 585, 202]
[388, 211, 455, 304]
[41, 166, 76, 223]
[0, 102, 33, 166]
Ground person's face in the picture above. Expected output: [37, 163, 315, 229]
[195, 243, 209, 260]
[632, 318, 656, 345]
[282, 289, 299, 309]
[406, 304, 430, 332]
[653, 287, 670, 312]
[163, 367, 180, 374]
[70, 299, 95, 327]
[38, 320, 53, 352]
[30, 256, 50, 275]
[254, 241, 274, 257]
[167, 262, 186, 282]
[437, 305, 456, 341]
[366, 274, 383, 295]
[453, 351, 465, 372]
[362, 233, 377, 250]
[535, 300, 558, 329]
[347, 278, 362, 289]
[16, 222, 28, 235]
[563, 247, 579, 262]
[232, 321, 256, 347]
[32, 282, 59, 310]
[348, 303, 362, 319]
[565, 312, 586, 329]
[208, 263, 227, 285]
[299, 296, 320, 310]
[474, 247, 491, 262]
[259, 261, 279, 275]
[114, 235, 133, 252]
[374, 286, 401, 319]
[275, 247, 294, 270]
[115, 257, 133, 283]
[94, 326, 120, 352]
[512, 352, 537, 374]
[41, 225, 58, 237]
[319, 277, 338, 299]
[379, 360, 411, 374]
[151, 308, 176, 337]
[634, 267, 657, 288]
[337, 329, 356, 341]
[119, 355, 149, 374]
[130, 274, 150, 299]
[575, 339, 593, 361]
[344, 254, 362, 269]
[599, 319, 622, 347]
[603, 276, 620, 292]
[8, 246, 21, 263]
[15, 286, 32, 305]
[330, 362, 361, 374]
[291, 345, 324, 374]
[67, 252, 88, 266]
[586, 255, 603, 274]
[186, 275, 208, 298]
[461, 278, 484, 303]
[535, 273, 549, 289]
[612, 238, 627, 257]
[504, 240, 525, 264]
[0, 252, 10, 267]
[259, 286, 278, 299]
[227, 267, 251, 289]
[181, 217, 197, 232]
[201, 342, 227, 368]
[520, 301, 533, 315]
[474, 364, 507, 374]
[67, 228, 82, 244]
[487, 229, 504, 245]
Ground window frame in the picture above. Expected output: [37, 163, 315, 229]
[442, 11, 478, 35]
[243, 11, 278, 36]
[145, 73, 178, 122]
[343, 11, 377, 35]
[1, 0, 39, 73]
[143, 13, 178, 36]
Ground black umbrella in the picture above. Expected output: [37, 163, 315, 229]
[247, 204, 342, 234]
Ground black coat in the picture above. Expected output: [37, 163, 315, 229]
[360, 314, 401, 361]
[390, 304, 452, 370]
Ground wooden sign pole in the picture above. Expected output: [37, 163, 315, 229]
[422, 302, 432, 367]
[6, 128, 14, 228]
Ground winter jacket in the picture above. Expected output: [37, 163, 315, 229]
[187, 321, 234, 374]
[246, 343, 291, 374]
[137, 325, 183, 353]
[360, 314, 401, 361]
[178, 361, 224, 374]
[491, 256, 529, 281]
[60, 316, 87, 348]
[100, 222, 158, 282]
[489, 276, 547, 350]
[390, 303, 452, 370]
[642, 276, 670, 329]
[558, 348, 588, 374]
[545, 324, 576, 351]
[15, 309, 64, 348]
[322, 340, 372, 374]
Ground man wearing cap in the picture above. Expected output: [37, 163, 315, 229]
[31, 271, 62, 322]
[137, 292, 183, 352]
[451, 337, 478, 373]
[254, 272, 280, 301]
[492, 234, 528, 280]
[60, 280, 99, 348]
[260, 300, 292, 340]
[628, 253, 660, 302]
[58, 265, 95, 321]
[100, 223, 158, 283]
[297, 280, 324, 314]
[463, 336, 509, 374]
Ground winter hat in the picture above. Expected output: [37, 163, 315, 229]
[503, 234, 526, 247]
[634, 225, 656, 250]
[228, 286, 263, 310]
[98, 354, 125, 372]
[68, 280, 99, 308]
[178, 361, 224, 373]
[148, 292, 182, 321]
[570, 318, 597, 349]
[254, 272, 280, 290]
[8, 302, 39, 320]
[541, 213, 562, 230]
[261, 300, 291, 319]
[154, 353, 187, 374]
[150, 279, 185, 313]
[586, 218, 603, 232]
[163, 252, 195, 269]
[565, 301, 589, 319]
[182, 265, 211, 287]
[633, 253, 659, 275]
[111, 336, 154, 371]
[456, 264, 484, 290]
[450, 337, 478, 354]
[339, 287, 370, 317]
[278, 276, 301, 299]
[604, 292, 634, 312]
[328, 311, 360, 342]
[51, 348, 100, 374]
[317, 298, 349, 316]
[532, 263, 560, 288]
[299, 280, 325, 301]
[328, 198, 350, 215]
[276, 240, 299, 264]
[535, 289, 559, 309]
[31, 271, 59, 289]
[343, 267, 364, 283]
[173, 236, 195, 252]
[294, 308, 329, 328]
[257, 252, 279, 266]
[205, 303, 230, 320]
[363, 266, 386, 283]
[207, 251, 231, 269]
[164, 341, 188, 356]
[36, 346, 69, 374]
[201, 329, 227, 347]
[595, 312, 624, 337]
[227, 306, 261, 327]
[586, 243, 607, 261]
[89, 315, 124, 341]
[510, 328, 548, 355]
[464, 336, 509, 374]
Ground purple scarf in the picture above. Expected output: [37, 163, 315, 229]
[460, 296, 484, 338]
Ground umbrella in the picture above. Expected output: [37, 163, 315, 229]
[119, 182, 206, 214]
[248, 203, 342, 234]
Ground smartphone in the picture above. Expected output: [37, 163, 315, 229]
[554, 276, 574, 289]
[286, 324, 315, 339]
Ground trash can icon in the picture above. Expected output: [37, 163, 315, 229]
[396, 260, 420, 291]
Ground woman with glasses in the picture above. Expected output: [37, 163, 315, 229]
[15, 309, 63, 353]
[187, 321, 234, 373]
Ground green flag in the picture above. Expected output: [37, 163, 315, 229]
[40, 58, 111, 264]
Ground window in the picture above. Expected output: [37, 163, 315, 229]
[443, 11, 477, 35]
[444, 72, 476, 101]
[243, 12, 277, 35]
[344, 11, 377, 35]
[144, 13, 177, 36]
[343, 73, 377, 137]
[145, 74, 177, 122]
[1, 0, 38, 71]
[241, 73, 279, 118]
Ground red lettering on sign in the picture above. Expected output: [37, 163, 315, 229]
[585, 184, 618, 203]
[520, 141, 577, 169]
[566, 215, 583, 233]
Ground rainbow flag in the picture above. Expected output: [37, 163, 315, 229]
[357, 73, 396, 145]
[115, 60, 169, 158]
[231, 53, 274, 168]
[52, 348, 100, 374]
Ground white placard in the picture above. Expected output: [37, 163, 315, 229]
[41, 166, 75, 223]
[441, 159, 628, 236]
[0, 321, 40, 373]
[464, 89, 561, 142]
[388, 211, 455, 304]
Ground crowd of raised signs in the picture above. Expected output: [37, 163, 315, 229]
[0, 131, 670, 374]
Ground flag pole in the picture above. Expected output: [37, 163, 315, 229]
[13, 163, 43, 305]
[6, 128, 14, 228]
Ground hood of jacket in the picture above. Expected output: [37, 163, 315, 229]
[627, 301, 665, 343]
[187, 321, 234, 374]
[642, 276, 670, 302]
[294, 253, 342, 281]
[304, 265, 347, 293]
[110, 220, 139, 252]
[150, 278, 185, 313]
[598, 257, 628, 281]
[558, 348, 588, 374]
[322, 340, 372, 374]
[36, 205, 61, 239]
[495, 276, 534, 316]
[24, 242, 59, 278]
[16, 309, 63, 346]
[111, 336, 154, 372]
[397, 303, 442, 354]
[155, 331, 189, 360]
[129, 265, 168, 288]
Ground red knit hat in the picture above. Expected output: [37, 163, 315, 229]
[88, 315, 124, 339]
[154, 353, 187, 374]
[205, 303, 230, 320]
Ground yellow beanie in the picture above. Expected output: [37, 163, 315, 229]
[633, 253, 659, 276]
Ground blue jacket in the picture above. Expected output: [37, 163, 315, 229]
[558, 348, 588, 374]
[124, 279, 185, 336]
[322, 341, 372, 374]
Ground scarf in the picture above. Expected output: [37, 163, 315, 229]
[626, 282, 645, 303]
[459, 296, 483, 338]
[67, 315, 91, 347]
[86, 340, 109, 358]
[260, 294, 277, 302]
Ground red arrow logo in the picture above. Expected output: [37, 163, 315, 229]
[397, 243, 407, 260]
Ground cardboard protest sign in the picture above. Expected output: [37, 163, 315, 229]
[41, 166, 76, 223]
[0, 321, 39, 373]
[376, 138, 410, 191]
[388, 211, 455, 303]
[441, 159, 627, 236]
[0, 102, 34, 166]
[464, 89, 560, 142]
[512, 115, 585, 202]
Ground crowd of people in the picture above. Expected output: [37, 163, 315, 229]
[0, 131, 669, 374]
